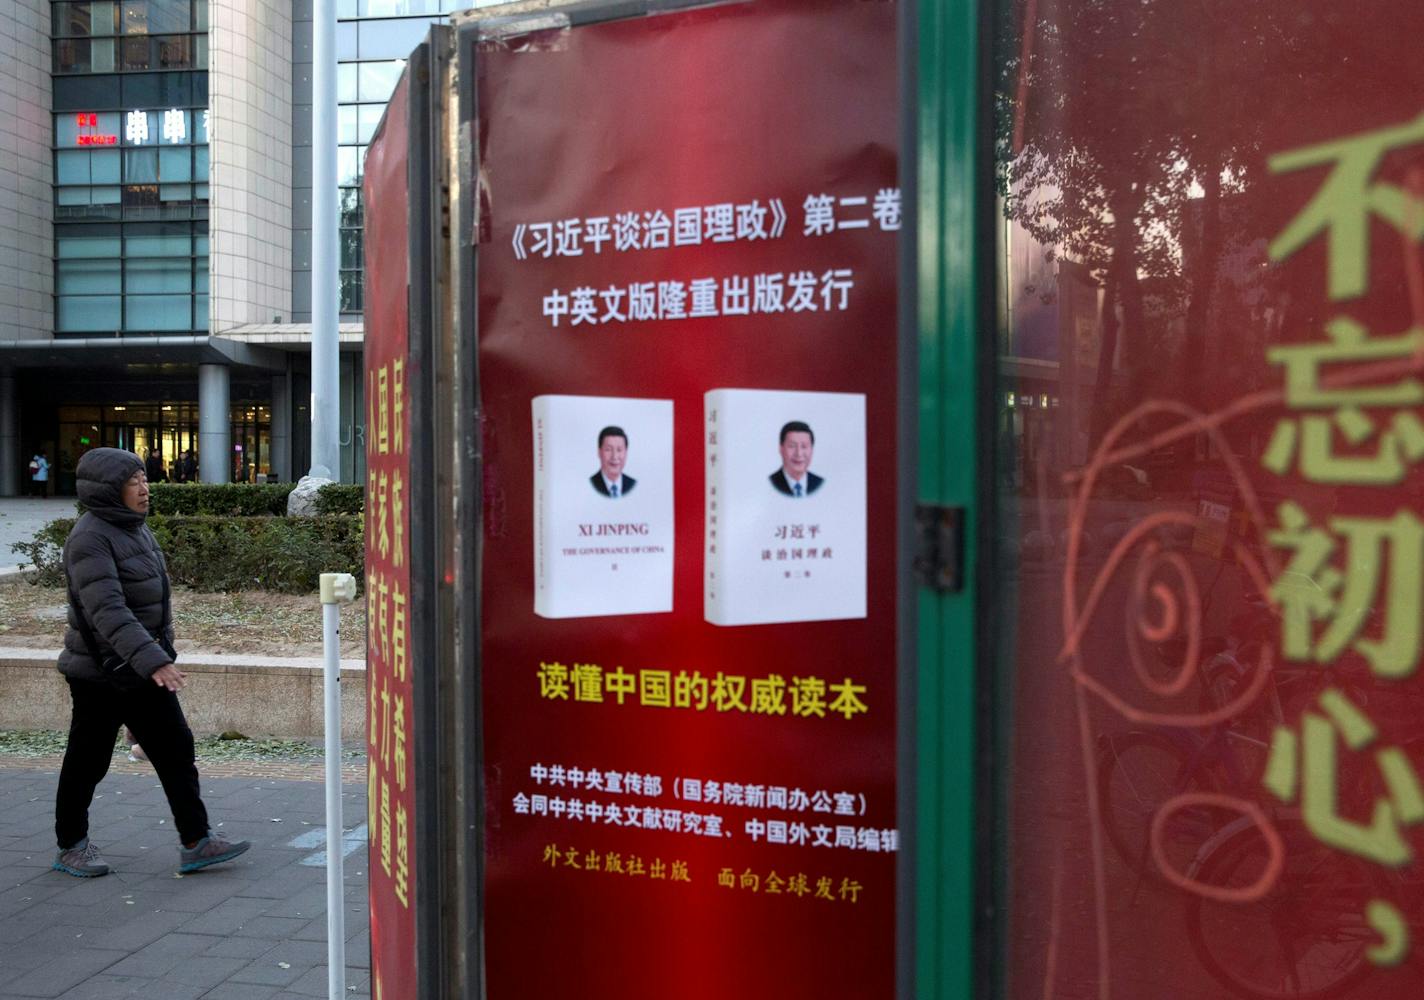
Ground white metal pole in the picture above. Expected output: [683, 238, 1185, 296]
[309, 0, 340, 480]
[319, 572, 357, 1000]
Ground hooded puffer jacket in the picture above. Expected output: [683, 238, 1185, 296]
[58, 448, 175, 682]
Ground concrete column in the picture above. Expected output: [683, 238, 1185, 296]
[270, 372, 291, 482]
[0, 375, 17, 497]
[198, 363, 231, 483]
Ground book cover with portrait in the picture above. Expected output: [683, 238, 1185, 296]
[532, 395, 674, 618]
[704, 388, 867, 626]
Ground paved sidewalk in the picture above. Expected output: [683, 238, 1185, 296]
[0, 499, 75, 572]
[0, 756, 370, 999]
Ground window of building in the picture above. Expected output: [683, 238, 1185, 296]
[51, 1, 207, 336]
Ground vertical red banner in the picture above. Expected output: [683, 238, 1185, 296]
[475, 1, 900, 997]
[363, 72, 418, 1000]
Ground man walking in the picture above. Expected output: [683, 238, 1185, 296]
[29, 451, 48, 497]
[52, 447, 249, 877]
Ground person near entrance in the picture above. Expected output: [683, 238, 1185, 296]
[28, 452, 49, 497]
[179, 449, 197, 484]
[52, 448, 250, 878]
[145, 448, 167, 484]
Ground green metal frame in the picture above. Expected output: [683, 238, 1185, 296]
[914, 0, 983, 996]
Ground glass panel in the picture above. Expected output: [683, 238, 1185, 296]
[127, 257, 190, 292]
[194, 1, 207, 31]
[53, 74, 120, 111]
[192, 293, 208, 331]
[55, 110, 121, 148]
[158, 184, 191, 208]
[57, 259, 122, 294]
[158, 146, 190, 181]
[192, 145, 208, 179]
[338, 105, 360, 145]
[125, 232, 189, 257]
[144, 0, 191, 33]
[193, 255, 208, 292]
[357, 104, 384, 144]
[56, 232, 121, 258]
[340, 270, 363, 311]
[339, 0, 359, 17]
[56, 150, 91, 185]
[340, 187, 363, 228]
[125, 294, 193, 331]
[120, 1, 147, 33]
[337, 21, 358, 60]
[361, 0, 441, 15]
[338, 63, 359, 103]
[120, 36, 150, 70]
[90, 37, 116, 72]
[156, 35, 192, 69]
[192, 71, 207, 104]
[356, 18, 437, 60]
[337, 146, 361, 186]
[57, 188, 90, 207]
[55, 39, 90, 74]
[89, 149, 120, 183]
[121, 72, 160, 108]
[193, 34, 206, 69]
[358, 60, 404, 102]
[340, 229, 363, 270]
[193, 234, 208, 256]
[91, 186, 121, 205]
[57, 295, 121, 331]
[124, 148, 159, 183]
[992, 6, 1424, 1000]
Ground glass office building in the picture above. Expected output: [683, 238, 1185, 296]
[0, 0, 500, 494]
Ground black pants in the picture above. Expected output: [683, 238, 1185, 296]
[55, 677, 210, 848]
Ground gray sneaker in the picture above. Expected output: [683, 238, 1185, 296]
[179, 832, 250, 873]
[53, 838, 110, 878]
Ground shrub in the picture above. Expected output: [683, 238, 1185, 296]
[12, 514, 364, 593]
[147, 483, 297, 517]
[151, 515, 364, 592]
[10, 518, 73, 587]
[314, 482, 364, 515]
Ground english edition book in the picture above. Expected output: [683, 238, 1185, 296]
[532, 395, 674, 618]
[704, 388, 867, 626]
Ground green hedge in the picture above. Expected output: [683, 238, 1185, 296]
[147, 483, 296, 516]
[314, 483, 364, 515]
[12, 514, 364, 593]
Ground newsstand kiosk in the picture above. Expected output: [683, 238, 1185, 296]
[362, 1, 980, 997]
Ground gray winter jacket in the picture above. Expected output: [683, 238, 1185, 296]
[58, 448, 175, 682]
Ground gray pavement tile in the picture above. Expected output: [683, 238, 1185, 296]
[226, 955, 310, 989]
[62, 907, 193, 951]
[230, 914, 309, 940]
[179, 895, 272, 936]
[0, 767, 369, 1000]
[54, 975, 206, 1000]
[284, 964, 371, 998]
[259, 885, 329, 920]
[4, 947, 127, 997]
[167, 955, 250, 989]
[198, 984, 282, 1000]
[200, 934, 278, 960]
[104, 931, 219, 979]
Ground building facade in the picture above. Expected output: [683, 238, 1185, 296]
[0, 0, 489, 495]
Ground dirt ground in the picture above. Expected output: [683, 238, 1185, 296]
[0, 576, 367, 658]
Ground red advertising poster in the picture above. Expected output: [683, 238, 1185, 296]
[996, 4, 1424, 998]
[475, 1, 900, 995]
[363, 72, 418, 1000]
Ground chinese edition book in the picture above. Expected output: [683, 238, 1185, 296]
[532, 395, 675, 618]
[704, 388, 867, 626]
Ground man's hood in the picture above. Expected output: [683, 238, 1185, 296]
[76, 448, 146, 527]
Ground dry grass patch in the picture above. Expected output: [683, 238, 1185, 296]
[0, 577, 366, 658]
